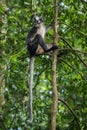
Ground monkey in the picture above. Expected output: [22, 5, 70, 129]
[26, 15, 58, 57]
[26, 15, 58, 122]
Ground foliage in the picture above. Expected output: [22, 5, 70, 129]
[0, 0, 87, 129]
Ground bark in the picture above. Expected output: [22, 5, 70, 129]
[51, 0, 58, 130]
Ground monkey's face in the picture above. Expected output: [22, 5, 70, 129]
[33, 15, 43, 27]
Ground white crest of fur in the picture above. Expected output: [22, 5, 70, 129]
[34, 15, 40, 21]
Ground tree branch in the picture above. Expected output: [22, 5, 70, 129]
[60, 36, 87, 67]
[60, 58, 85, 80]
[59, 22, 87, 37]
[58, 98, 81, 130]
[58, 48, 87, 55]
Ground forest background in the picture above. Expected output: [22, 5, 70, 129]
[0, 0, 87, 130]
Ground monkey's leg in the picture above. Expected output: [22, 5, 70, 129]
[33, 34, 58, 53]
[32, 34, 48, 51]
[36, 44, 58, 55]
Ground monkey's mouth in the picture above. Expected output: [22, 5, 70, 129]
[34, 21, 42, 27]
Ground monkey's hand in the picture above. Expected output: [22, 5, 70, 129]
[51, 45, 58, 50]
[46, 45, 58, 52]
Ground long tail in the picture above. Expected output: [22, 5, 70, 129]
[29, 57, 35, 122]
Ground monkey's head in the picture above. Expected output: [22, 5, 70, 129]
[33, 15, 43, 27]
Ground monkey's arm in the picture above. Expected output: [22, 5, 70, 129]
[26, 27, 37, 45]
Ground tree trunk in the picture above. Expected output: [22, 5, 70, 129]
[51, 0, 58, 130]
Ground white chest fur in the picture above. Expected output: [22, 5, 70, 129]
[37, 24, 46, 39]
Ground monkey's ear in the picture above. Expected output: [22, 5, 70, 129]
[31, 14, 37, 20]
[40, 18, 44, 22]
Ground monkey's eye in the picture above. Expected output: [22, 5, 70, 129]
[40, 18, 43, 22]
[35, 19, 42, 24]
